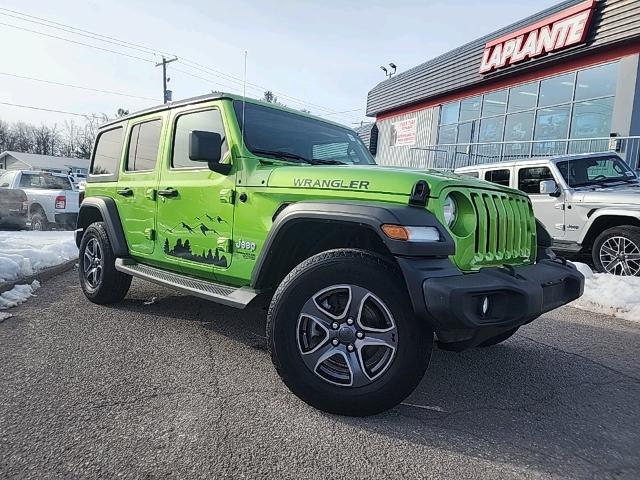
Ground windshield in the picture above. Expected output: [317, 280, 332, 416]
[233, 101, 375, 165]
[556, 156, 637, 187]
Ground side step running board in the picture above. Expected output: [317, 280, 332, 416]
[115, 258, 258, 309]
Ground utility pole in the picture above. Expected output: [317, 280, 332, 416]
[155, 56, 178, 103]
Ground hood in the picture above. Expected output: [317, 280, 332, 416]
[265, 164, 520, 198]
[573, 183, 640, 206]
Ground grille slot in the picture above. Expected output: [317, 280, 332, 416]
[468, 190, 534, 268]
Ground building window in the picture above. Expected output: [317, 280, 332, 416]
[435, 62, 619, 156]
[539, 72, 575, 107]
[459, 96, 481, 122]
[484, 169, 510, 186]
[482, 89, 508, 117]
[438, 124, 457, 144]
[507, 81, 538, 112]
[570, 97, 615, 139]
[518, 167, 554, 194]
[534, 105, 571, 141]
[440, 102, 460, 125]
[479, 116, 504, 143]
[575, 63, 618, 101]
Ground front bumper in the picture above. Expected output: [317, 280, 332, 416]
[397, 257, 584, 350]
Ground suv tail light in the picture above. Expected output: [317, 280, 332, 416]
[79, 191, 85, 206]
[22, 200, 29, 212]
[55, 195, 66, 209]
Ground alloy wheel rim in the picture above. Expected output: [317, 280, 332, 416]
[599, 236, 640, 276]
[83, 238, 104, 288]
[297, 284, 397, 387]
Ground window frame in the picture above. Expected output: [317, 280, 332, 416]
[169, 106, 230, 171]
[124, 117, 164, 174]
[88, 125, 125, 183]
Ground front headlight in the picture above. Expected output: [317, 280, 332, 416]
[443, 195, 457, 227]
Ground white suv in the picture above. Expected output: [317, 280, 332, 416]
[456, 153, 640, 276]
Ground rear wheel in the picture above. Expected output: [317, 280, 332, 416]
[30, 212, 49, 231]
[79, 222, 131, 304]
[592, 226, 640, 276]
[267, 249, 432, 416]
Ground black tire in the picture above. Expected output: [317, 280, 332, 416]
[30, 212, 49, 231]
[267, 249, 433, 416]
[79, 222, 132, 304]
[592, 226, 640, 276]
[477, 327, 519, 348]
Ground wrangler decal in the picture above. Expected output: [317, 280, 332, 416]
[293, 178, 370, 190]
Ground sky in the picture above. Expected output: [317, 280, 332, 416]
[0, 0, 559, 128]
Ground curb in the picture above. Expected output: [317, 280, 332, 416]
[0, 259, 78, 295]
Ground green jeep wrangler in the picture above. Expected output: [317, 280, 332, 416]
[76, 93, 584, 416]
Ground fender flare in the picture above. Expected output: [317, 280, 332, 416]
[76, 196, 129, 257]
[579, 208, 640, 244]
[250, 200, 454, 288]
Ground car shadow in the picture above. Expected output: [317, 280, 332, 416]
[111, 283, 639, 478]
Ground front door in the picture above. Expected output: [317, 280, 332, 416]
[116, 116, 165, 256]
[155, 106, 235, 278]
[516, 165, 565, 239]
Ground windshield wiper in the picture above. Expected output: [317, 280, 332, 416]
[312, 159, 346, 165]
[252, 149, 318, 165]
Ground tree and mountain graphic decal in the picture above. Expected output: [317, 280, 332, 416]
[162, 213, 229, 268]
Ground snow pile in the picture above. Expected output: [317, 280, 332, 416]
[0, 280, 40, 310]
[0, 231, 77, 283]
[570, 262, 640, 322]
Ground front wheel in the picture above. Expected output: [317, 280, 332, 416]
[592, 226, 640, 276]
[79, 222, 132, 304]
[267, 249, 433, 416]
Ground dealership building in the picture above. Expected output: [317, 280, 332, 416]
[365, 0, 640, 170]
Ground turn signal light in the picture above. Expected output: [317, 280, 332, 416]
[381, 224, 409, 241]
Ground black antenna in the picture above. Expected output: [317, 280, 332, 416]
[242, 50, 247, 153]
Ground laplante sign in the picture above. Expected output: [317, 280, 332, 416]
[479, 0, 596, 74]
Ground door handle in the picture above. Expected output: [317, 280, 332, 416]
[117, 188, 133, 197]
[158, 188, 179, 198]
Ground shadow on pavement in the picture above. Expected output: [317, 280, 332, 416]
[112, 287, 639, 479]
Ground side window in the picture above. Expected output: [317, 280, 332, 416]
[484, 169, 510, 187]
[19, 174, 39, 188]
[92, 127, 124, 175]
[518, 167, 554, 194]
[126, 119, 162, 171]
[172, 109, 228, 169]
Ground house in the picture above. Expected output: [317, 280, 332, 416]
[0, 151, 90, 175]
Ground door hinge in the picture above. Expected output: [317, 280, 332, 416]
[554, 223, 565, 231]
[220, 189, 235, 204]
[145, 188, 157, 201]
[217, 237, 233, 253]
[144, 228, 156, 240]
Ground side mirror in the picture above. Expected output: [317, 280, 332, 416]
[188, 130, 231, 174]
[539, 180, 559, 196]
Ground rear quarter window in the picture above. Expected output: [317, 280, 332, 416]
[484, 169, 511, 187]
[92, 127, 124, 177]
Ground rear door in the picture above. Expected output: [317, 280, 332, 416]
[154, 104, 235, 279]
[115, 115, 165, 256]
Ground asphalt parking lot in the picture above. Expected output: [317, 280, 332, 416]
[1, 269, 639, 479]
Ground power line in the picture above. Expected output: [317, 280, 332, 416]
[0, 21, 156, 64]
[0, 101, 106, 119]
[0, 8, 364, 121]
[0, 72, 160, 101]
